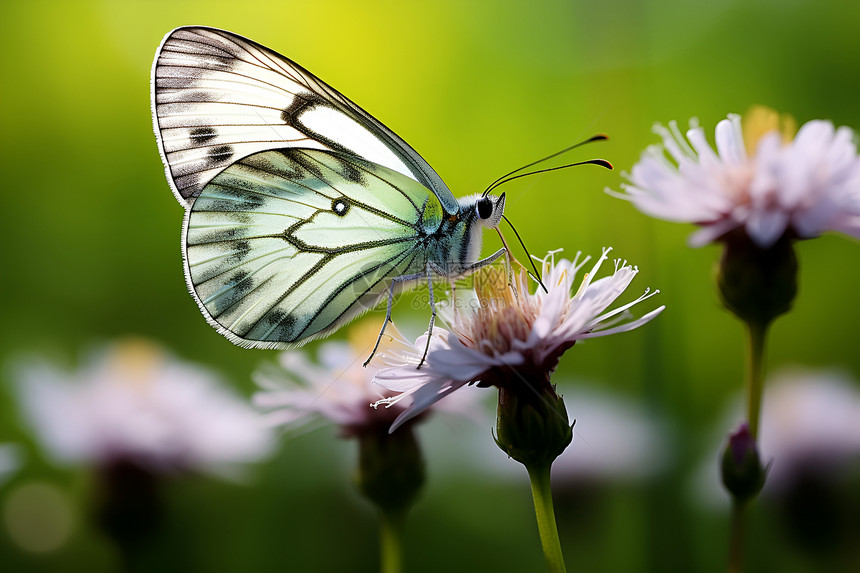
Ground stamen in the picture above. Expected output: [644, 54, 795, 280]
[370, 395, 405, 410]
[668, 120, 697, 158]
[570, 251, 589, 275]
[589, 287, 661, 327]
[574, 247, 612, 298]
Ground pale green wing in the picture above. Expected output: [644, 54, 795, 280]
[184, 148, 444, 349]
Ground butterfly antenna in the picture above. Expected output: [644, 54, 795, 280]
[501, 215, 548, 293]
[482, 134, 609, 197]
[485, 159, 613, 196]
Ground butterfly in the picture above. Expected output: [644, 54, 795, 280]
[151, 26, 605, 362]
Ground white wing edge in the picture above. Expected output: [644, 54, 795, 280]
[151, 26, 198, 208]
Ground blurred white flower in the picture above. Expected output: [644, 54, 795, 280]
[12, 339, 273, 477]
[693, 368, 860, 507]
[253, 322, 483, 436]
[374, 249, 664, 431]
[613, 107, 860, 248]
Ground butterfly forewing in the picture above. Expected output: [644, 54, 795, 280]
[184, 149, 444, 349]
[152, 26, 457, 212]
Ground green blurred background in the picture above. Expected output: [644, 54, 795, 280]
[2, 0, 859, 571]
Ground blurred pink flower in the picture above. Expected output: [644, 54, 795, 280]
[693, 368, 860, 506]
[253, 323, 483, 436]
[613, 108, 860, 248]
[373, 249, 664, 431]
[758, 369, 860, 490]
[13, 339, 273, 477]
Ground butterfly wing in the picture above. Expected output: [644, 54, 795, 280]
[184, 148, 444, 349]
[151, 26, 457, 213]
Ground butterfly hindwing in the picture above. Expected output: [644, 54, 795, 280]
[184, 149, 444, 349]
[152, 26, 457, 213]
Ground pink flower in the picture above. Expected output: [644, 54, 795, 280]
[373, 249, 664, 431]
[253, 323, 481, 436]
[613, 108, 860, 248]
[13, 339, 273, 476]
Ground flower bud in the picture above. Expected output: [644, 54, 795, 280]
[494, 382, 573, 469]
[355, 425, 425, 514]
[716, 232, 798, 327]
[721, 423, 766, 502]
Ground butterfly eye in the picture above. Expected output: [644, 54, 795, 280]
[476, 197, 493, 219]
[332, 198, 350, 216]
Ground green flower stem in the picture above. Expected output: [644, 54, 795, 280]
[728, 500, 746, 573]
[745, 321, 769, 440]
[725, 320, 768, 573]
[526, 463, 567, 573]
[379, 509, 406, 573]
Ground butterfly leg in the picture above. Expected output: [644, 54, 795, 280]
[364, 250, 507, 368]
[458, 248, 507, 275]
[363, 270, 427, 367]
[446, 248, 510, 300]
[503, 248, 518, 300]
[429, 248, 507, 282]
[418, 263, 436, 369]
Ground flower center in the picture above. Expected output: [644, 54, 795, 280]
[107, 339, 164, 391]
[477, 305, 533, 356]
[453, 267, 538, 357]
[719, 107, 798, 209]
[723, 165, 755, 206]
[742, 105, 797, 151]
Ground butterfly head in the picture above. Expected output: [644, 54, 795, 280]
[475, 192, 506, 229]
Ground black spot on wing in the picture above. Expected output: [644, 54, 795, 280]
[187, 224, 242, 246]
[189, 126, 218, 144]
[261, 310, 297, 342]
[207, 271, 253, 318]
[293, 149, 368, 186]
[278, 149, 324, 180]
[207, 145, 234, 166]
[334, 155, 365, 184]
[226, 240, 251, 264]
[182, 90, 217, 102]
[197, 182, 265, 212]
[239, 151, 305, 181]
